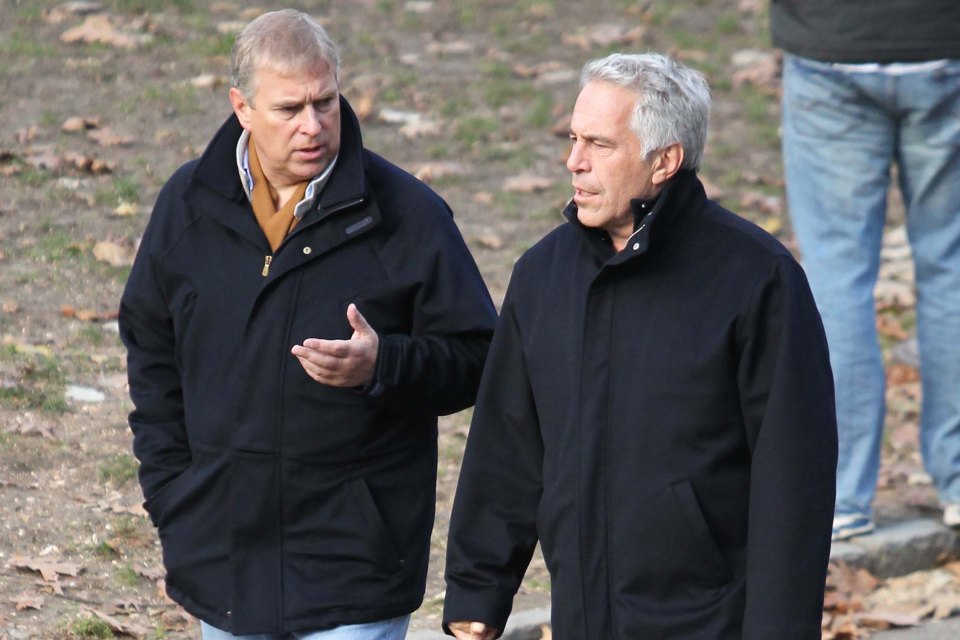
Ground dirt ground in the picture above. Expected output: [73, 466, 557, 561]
[0, 1, 948, 638]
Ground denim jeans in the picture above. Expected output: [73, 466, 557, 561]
[199, 615, 410, 640]
[781, 54, 960, 518]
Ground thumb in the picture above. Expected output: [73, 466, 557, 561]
[346, 303, 374, 338]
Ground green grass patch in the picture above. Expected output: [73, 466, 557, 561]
[0, 32, 56, 59]
[98, 453, 139, 487]
[93, 541, 119, 558]
[0, 345, 67, 413]
[454, 115, 499, 149]
[116, 564, 140, 587]
[71, 617, 113, 639]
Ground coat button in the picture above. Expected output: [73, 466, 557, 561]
[303, 246, 312, 255]
[633, 243, 640, 250]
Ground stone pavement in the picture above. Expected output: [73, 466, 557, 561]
[409, 517, 960, 639]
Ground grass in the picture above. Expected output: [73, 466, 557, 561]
[0, 345, 68, 413]
[116, 564, 140, 587]
[0, 32, 56, 59]
[98, 453, 139, 487]
[454, 115, 500, 150]
[21, 227, 84, 263]
[93, 541, 120, 558]
[71, 617, 113, 639]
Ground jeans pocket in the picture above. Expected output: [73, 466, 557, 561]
[782, 55, 875, 140]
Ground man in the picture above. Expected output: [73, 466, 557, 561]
[772, 0, 960, 540]
[119, 9, 496, 639]
[442, 53, 837, 640]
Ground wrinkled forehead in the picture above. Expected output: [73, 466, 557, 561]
[250, 58, 338, 95]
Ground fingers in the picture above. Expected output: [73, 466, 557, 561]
[448, 621, 496, 640]
[346, 303, 374, 337]
[291, 306, 378, 387]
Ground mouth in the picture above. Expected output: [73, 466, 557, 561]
[573, 186, 598, 200]
[295, 145, 325, 161]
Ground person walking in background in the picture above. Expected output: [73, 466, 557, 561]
[771, 0, 960, 540]
[119, 9, 496, 638]
[442, 52, 837, 640]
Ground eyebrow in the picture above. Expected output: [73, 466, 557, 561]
[571, 131, 617, 146]
[274, 90, 338, 109]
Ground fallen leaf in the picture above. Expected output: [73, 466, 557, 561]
[352, 91, 378, 122]
[12, 591, 45, 611]
[399, 122, 437, 140]
[504, 174, 555, 193]
[113, 201, 139, 216]
[62, 151, 114, 174]
[16, 126, 40, 144]
[414, 161, 468, 182]
[886, 363, 920, 386]
[189, 74, 221, 89]
[9, 556, 82, 582]
[88, 127, 136, 147]
[426, 40, 475, 56]
[2, 337, 54, 358]
[62, 116, 100, 133]
[25, 146, 61, 171]
[84, 606, 150, 637]
[876, 314, 909, 340]
[61, 14, 152, 49]
[853, 610, 920, 629]
[5, 416, 58, 440]
[43, 2, 103, 26]
[476, 230, 504, 251]
[93, 240, 135, 266]
[563, 24, 646, 50]
[135, 564, 166, 580]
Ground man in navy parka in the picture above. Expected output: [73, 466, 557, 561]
[443, 53, 837, 640]
[119, 9, 496, 638]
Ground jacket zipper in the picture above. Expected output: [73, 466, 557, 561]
[259, 197, 365, 278]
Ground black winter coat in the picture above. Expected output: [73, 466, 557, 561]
[443, 171, 837, 639]
[119, 98, 496, 634]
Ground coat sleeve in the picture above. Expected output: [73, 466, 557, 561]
[442, 277, 543, 637]
[371, 205, 497, 416]
[738, 255, 837, 639]
[118, 193, 191, 526]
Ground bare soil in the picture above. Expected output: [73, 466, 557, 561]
[0, 1, 944, 638]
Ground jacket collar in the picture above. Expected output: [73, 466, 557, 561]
[563, 169, 707, 266]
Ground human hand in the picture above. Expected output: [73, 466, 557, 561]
[291, 303, 378, 387]
[447, 621, 497, 640]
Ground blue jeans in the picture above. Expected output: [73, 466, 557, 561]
[781, 54, 960, 518]
[199, 616, 410, 640]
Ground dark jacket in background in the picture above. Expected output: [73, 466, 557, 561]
[119, 98, 497, 634]
[443, 171, 837, 639]
[771, 0, 960, 63]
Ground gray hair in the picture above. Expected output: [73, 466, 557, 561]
[580, 52, 710, 172]
[231, 9, 340, 104]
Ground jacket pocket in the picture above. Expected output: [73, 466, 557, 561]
[611, 479, 733, 605]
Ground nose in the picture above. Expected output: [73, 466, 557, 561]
[299, 106, 323, 136]
[566, 141, 588, 174]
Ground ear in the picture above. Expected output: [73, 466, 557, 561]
[651, 143, 684, 186]
[229, 87, 254, 131]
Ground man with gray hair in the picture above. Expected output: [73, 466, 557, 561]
[442, 52, 837, 639]
[119, 9, 496, 639]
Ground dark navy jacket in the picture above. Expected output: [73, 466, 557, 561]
[443, 171, 837, 639]
[119, 98, 496, 633]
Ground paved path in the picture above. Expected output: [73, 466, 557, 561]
[871, 616, 960, 639]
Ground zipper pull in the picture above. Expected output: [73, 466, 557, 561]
[261, 255, 273, 277]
